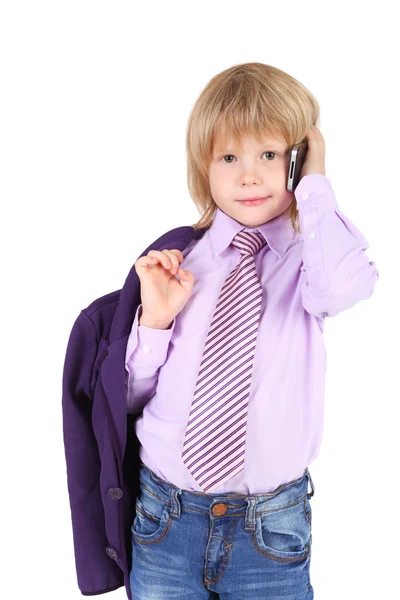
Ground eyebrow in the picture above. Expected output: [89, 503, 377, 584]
[214, 143, 288, 154]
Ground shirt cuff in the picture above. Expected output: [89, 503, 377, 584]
[125, 304, 176, 370]
[295, 174, 340, 213]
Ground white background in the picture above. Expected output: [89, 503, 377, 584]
[1, 1, 397, 598]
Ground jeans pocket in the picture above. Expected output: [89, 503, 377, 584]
[254, 497, 310, 563]
[131, 493, 172, 545]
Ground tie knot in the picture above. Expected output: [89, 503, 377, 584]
[231, 230, 267, 257]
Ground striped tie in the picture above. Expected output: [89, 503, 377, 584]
[181, 230, 267, 492]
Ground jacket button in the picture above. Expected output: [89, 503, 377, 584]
[106, 547, 118, 560]
[211, 503, 228, 516]
[108, 488, 123, 499]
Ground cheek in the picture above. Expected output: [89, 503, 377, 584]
[208, 169, 219, 191]
[209, 168, 224, 184]
[209, 173, 230, 198]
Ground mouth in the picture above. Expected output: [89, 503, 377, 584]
[237, 196, 271, 206]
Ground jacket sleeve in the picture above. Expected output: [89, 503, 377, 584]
[125, 304, 176, 414]
[62, 309, 124, 596]
[294, 174, 380, 318]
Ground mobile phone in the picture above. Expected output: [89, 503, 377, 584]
[286, 140, 308, 192]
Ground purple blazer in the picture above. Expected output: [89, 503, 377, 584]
[62, 224, 206, 598]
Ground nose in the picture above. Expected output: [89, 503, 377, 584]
[241, 172, 262, 186]
[240, 164, 263, 186]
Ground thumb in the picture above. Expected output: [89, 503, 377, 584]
[177, 267, 194, 290]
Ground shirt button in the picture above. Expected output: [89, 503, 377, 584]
[301, 192, 309, 201]
[142, 345, 151, 353]
[308, 231, 316, 240]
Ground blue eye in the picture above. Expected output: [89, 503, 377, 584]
[221, 151, 277, 164]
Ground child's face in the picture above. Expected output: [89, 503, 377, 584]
[208, 134, 295, 227]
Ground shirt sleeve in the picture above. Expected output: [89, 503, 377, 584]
[294, 174, 379, 318]
[125, 304, 176, 414]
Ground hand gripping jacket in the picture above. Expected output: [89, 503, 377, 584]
[61, 225, 206, 598]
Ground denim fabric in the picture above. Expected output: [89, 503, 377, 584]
[130, 461, 315, 599]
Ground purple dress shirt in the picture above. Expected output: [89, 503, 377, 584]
[125, 174, 379, 494]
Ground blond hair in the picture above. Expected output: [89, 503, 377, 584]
[186, 62, 320, 233]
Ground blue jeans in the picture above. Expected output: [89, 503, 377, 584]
[130, 461, 315, 599]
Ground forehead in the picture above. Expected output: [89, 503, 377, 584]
[213, 134, 287, 151]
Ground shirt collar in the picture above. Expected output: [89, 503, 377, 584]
[209, 206, 297, 260]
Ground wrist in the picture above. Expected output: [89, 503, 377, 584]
[139, 315, 173, 329]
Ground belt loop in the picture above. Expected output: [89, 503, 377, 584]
[306, 468, 315, 499]
[244, 497, 257, 532]
[169, 487, 182, 518]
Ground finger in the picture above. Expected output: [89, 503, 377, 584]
[176, 267, 194, 290]
[171, 249, 184, 262]
[147, 250, 173, 269]
[162, 249, 180, 270]
[171, 251, 185, 272]
[168, 249, 184, 265]
[136, 255, 159, 269]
